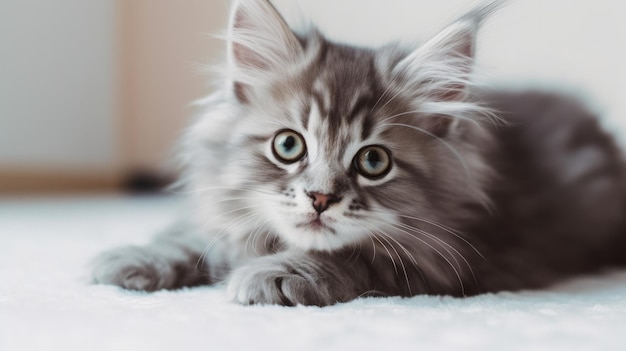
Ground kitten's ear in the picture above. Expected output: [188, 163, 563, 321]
[227, 0, 303, 103]
[393, 1, 500, 103]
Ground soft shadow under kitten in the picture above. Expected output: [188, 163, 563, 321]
[92, 0, 626, 306]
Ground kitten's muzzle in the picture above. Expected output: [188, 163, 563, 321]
[307, 191, 340, 214]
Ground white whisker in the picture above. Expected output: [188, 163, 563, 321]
[245, 215, 267, 256]
[383, 222, 466, 295]
[369, 232, 398, 275]
[196, 208, 265, 271]
[198, 204, 263, 229]
[368, 235, 377, 264]
[376, 230, 414, 296]
[377, 88, 404, 113]
[397, 221, 479, 293]
[380, 108, 482, 128]
[395, 213, 485, 259]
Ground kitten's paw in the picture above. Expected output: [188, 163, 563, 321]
[91, 246, 175, 292]
[226, 262, 332, 306]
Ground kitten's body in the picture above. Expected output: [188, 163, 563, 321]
[92, 0, 626, 305]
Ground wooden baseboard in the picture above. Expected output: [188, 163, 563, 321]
[0, 169, 122, 195]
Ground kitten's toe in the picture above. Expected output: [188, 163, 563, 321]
[227, 264, 331, 306]
[91, 246, 174, 292]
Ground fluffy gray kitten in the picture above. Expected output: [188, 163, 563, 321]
[92, 0, 626, 306]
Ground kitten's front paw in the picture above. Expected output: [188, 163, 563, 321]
[91, 246, 175, 292]
[227, 262, 333, 306]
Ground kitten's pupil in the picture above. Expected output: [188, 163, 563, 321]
[365, 150, 381, 168]
[282, 136, 295, 151]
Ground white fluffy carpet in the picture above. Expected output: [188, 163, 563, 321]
[2, 195, 626, 351]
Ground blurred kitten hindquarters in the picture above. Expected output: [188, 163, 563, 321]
[91, 0, 626, 306]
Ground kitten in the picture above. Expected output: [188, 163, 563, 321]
[92, 0, 626, 306]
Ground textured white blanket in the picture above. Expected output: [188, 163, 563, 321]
[1, 196, 625, 351]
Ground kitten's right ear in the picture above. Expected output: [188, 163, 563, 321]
[227, 0, 303, 103]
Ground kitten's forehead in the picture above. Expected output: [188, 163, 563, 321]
[302, 41, 386, 145]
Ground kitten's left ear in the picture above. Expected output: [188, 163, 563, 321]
[393, 1, 501, 102]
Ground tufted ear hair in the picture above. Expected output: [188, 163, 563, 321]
[227, 0, 303, 103]
[388, 1, 503, 136]
[393, 0, 502, 103]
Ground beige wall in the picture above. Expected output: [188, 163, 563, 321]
[119, 0, 230, 174]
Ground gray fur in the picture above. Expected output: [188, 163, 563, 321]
[91, 0, 626, 305]
[91, 224, 211, 291]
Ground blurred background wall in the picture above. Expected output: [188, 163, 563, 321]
[1, 0, 624, 195]
[1, 0, 120, 193]
[0, 0, 229, 194]
[118, 0, 229, 179]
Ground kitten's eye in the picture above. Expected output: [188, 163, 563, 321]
[354, 146, 392, 179]
[272, 130, 307, 163]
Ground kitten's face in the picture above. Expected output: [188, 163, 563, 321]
[228, 43, 448, 251]
[189, 0, 490, 252]
[255, 58, 401, 251]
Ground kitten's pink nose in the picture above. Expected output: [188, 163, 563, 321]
[308, 192, 340, 214]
